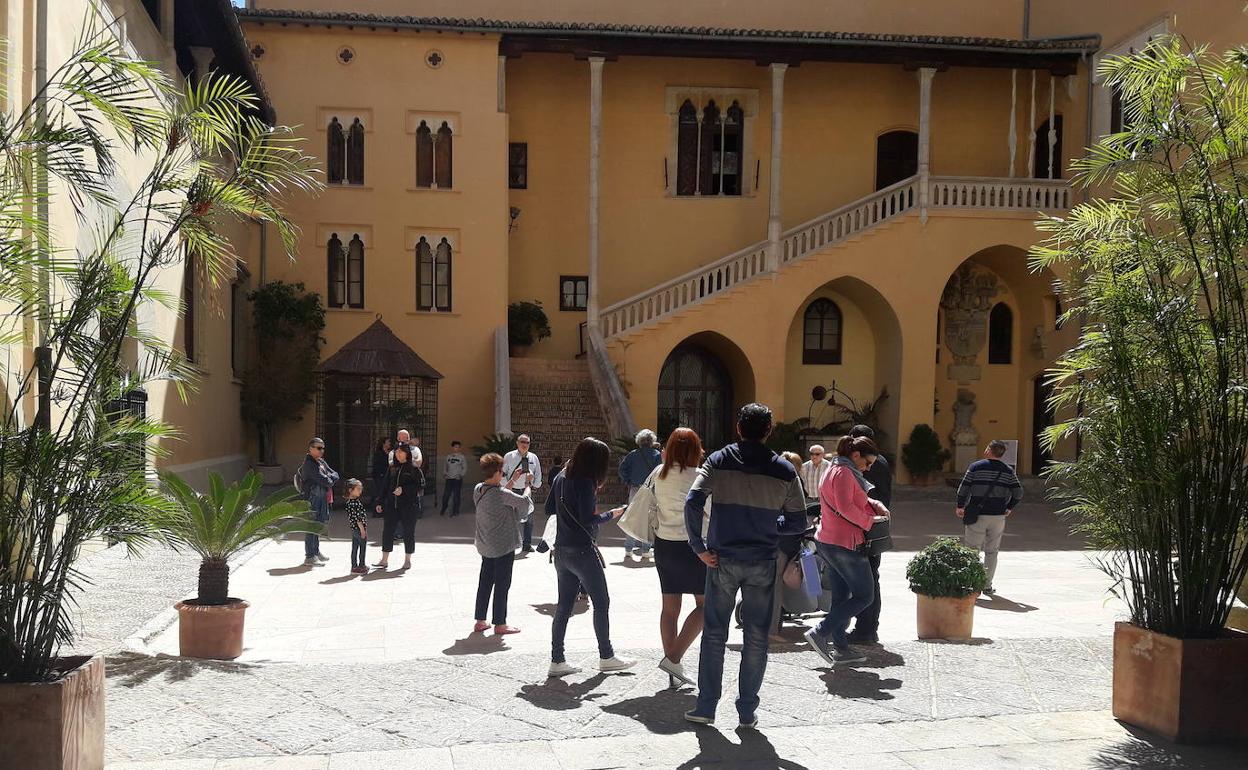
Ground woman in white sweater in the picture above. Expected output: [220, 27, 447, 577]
[648, 427, 710, 687]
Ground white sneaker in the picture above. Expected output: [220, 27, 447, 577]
[599, 655, 637, 673]
[659, 656, 694, 686]
[548, 662, 581, 677]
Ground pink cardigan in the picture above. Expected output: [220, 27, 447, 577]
[816, 463, 881, 551]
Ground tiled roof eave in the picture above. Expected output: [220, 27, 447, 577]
[234, 8, 1100, 56]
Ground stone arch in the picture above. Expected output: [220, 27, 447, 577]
[784, 277, 903, 451]
[657, 331, 755, 450]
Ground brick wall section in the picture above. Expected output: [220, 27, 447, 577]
[509, 358, 628, 505]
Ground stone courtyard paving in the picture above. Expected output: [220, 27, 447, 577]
[85, 492, 1246, 769]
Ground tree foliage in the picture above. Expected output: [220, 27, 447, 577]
[900, 424, 950, 479]
[240, 281, 325, 465]
[0, 15, 319, 682]
[1033, 35, 1248, 638]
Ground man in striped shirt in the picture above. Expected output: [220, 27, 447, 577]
[956, 439, 1024, 596]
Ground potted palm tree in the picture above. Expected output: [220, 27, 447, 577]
[159, 472, 320, 659]
[0, 15, 317, 770]
[1034, 34, 1248, 743]
[906, 537, 986, 640]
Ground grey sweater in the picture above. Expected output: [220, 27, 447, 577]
[473, 482, 532, 558]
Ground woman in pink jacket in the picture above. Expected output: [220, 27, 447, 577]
[803, 435, 889, 666]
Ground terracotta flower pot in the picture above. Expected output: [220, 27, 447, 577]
[1112, 621, 1248, 743]
[0, 654, 104, 770]
[175, 599, 250, 660]
[915, 593, 978, 640]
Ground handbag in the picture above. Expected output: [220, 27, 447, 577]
[798, 548, 822, 598]
[617, 468, 659, 546]
[782, 556, 803, 589]
[823, 476, 894, 557]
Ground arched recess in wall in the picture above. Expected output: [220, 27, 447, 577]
[875, 129, 918, 190]
[988, 302, 1013, 364]
[657, 331, 755, 451]
[784, 277, 903, 451]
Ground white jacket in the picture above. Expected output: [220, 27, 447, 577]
[652, 465, 709, 541]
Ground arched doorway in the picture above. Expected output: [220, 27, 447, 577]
[658, 345, 733, 450]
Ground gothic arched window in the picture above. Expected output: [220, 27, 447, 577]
[346, 118, 365, 185]
[434, 238, 452, 310]
[416, 237, 452, 312]
[327, 117, 345, 184]
[416, 121, 433, 188]
[988, 302, 1013, 364]
[802, 298, 843, 365]
[714, 101, 744, 195]
[346, 234, 364, 308]
[676, 99, 698, 196]
[698, 101, 719, 197]
[435, 122, 453, 189]
[327, 233, 345, 308]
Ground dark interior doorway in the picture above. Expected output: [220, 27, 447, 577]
[876, 130, 918, 190]
[1031, 375, 1056, 475]
[658, 345, 733, 451]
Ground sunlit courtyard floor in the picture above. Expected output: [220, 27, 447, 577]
[75, 490, 1245, 769]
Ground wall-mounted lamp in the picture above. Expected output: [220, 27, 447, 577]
[509, 206, 521, 233]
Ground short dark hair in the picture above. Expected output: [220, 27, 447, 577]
[736, 403, 773, 442]
[565, 437, 610, 486]
[451, 440, 461, 447]
[849, 424, 875, 439]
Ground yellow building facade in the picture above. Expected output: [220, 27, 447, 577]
[234, 0, 1247, 488]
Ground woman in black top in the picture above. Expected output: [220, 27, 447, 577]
[545, 437, 634, 677]
[374, 445, 422, 570]
[370, 437, 392, 518]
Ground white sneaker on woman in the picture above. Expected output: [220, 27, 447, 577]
[659, 656, 694, 686]
[599, 656, 637, 673]
[548, 661, 581, 677]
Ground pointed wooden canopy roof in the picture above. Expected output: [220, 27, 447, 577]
[316, 318, 443, 379]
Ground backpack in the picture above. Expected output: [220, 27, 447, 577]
[292, 470, 304, 495]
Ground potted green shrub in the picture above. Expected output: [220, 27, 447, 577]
[906, 537, 987, 640]
[1033, 35, 1248, 743]
[241, 281, 326, 484]
[901, 424, 950, 485]
[159, 472, 321, 660]
[471, 433, 517, 458]
[0, 21, 316, 770]
[508, 300, 551, 356]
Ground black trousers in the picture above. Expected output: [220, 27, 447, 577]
[383, 504, 417, 554]
[441, 478, 463, 515]
[853, 552, 883, 633]
[475, 554, 515, 625]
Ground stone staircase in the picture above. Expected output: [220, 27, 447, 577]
[509, 357, 629, 505]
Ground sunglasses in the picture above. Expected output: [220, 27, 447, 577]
[311, 445, 325, 451]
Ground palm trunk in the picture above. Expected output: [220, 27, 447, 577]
[197, 558, 230, 605]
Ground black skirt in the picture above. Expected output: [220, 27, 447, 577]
[653, 536, 707, 595]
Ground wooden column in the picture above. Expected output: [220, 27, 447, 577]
[587, 57, 604, 330]
[1008, 69, 1017, 177]
[1047, 74, 1057, 179]
[497, 55, 506, 113]
[917, 67, 936, 224]
[1027, 71, 1037, 177]
[766, 63, 787, 272]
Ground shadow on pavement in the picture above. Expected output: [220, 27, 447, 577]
[600, 688, 697, 734]
[976, 594, 1039, 612]
[820, 665, 903, 700]
[1090, 723, 1248, 769]
[266, 563, 314, 576]
[442, 633, 508, 656]
[531, 601, 588, 618]
[360, 568, 408, 581]
[676, 726, 811, 769]
[106, 651, 259, 688]
[610, 557, 657, 569]
[319, 573, 359, 585]
[517, 672, 611, 710]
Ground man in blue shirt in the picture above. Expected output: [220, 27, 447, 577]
[683, 403, 808, 729]
[618, 428, 661, 558]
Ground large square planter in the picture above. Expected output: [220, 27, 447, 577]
[1112, 621, 1248, 743]
[0, 654, 105, 770]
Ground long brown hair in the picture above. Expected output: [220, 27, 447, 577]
[659, 427, 704, 480]
[836, 435, 878, 458]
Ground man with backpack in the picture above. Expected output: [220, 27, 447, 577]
[297, 437, 339, 566]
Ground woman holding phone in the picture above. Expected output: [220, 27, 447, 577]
[545, 437, 636, 677]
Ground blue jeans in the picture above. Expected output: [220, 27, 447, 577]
[441, 478, 463, 515]
[305, 494, 329, 558]
[624, 485, 650, 554]
[815, 542, 876, 648]
[551, 546, 613, 663]
[694, 557, 776, 722]
[351, 532, 367, 569]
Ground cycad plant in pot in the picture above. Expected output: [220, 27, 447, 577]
[0, 15, 317, 770]
[906, 537, 986, 640]
[159, 472, 320, 659]
[1033, 34, 1248, 743]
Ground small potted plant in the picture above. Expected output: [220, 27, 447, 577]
[507, 300, 551, 357]
[158, 471, 321, 659]
[906, 537, 986, 640]
[901, 423, 950, 485]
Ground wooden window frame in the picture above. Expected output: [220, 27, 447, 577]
[417, 237, 453, 312]
[802, 298, 843, 365]
[508, 142, 528, 189]
[559, 275, 589, 312]
[346, 234, 364, 309]
[327, 233, 345, 308]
